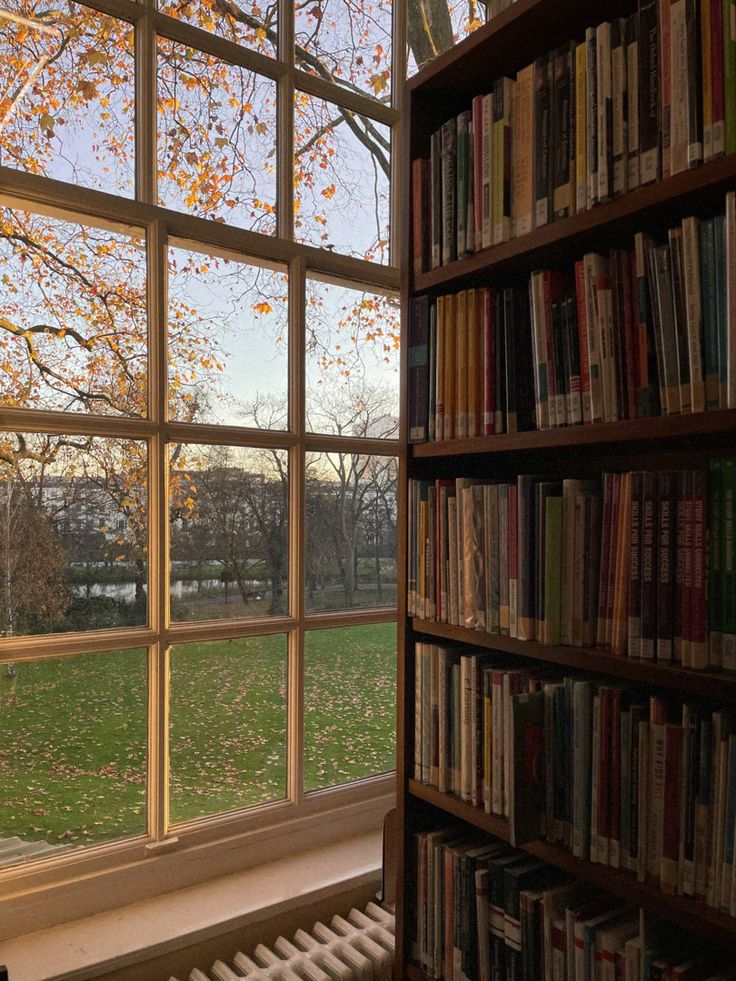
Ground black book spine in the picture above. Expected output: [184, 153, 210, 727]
[495, 290, 507, 434]
[408, 295, 430, 443]
[640, 469, 659, 660]
[552, 44, 572, 219]
[685, 0, 703, 166]
[551, 298, 568, 426]
[504, 288, 519, 433]
[658, 469, 677, 662]
[638, 0, 660, 183]
[534, 55, 552, 228]
[514, 288, 537, 432]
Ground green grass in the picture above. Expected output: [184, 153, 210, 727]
[0, 624, 396, 852]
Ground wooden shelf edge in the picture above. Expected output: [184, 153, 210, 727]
[413, 155, 736, 291]
[408, 780, 510, 838]
[410, 408, 736, 458]
[407, 782, 736, 951]
[409, 619, 736, 702]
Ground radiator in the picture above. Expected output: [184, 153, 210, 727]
[169, 902, 395, 981]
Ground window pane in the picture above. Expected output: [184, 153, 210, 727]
[170, 444, 288, 621]
[0, 205, 146, 416]
[406, 0, 487, 77]
[306, 452, 396, 613]
[0, 648, 147, 864]
[304, 623, 395, 791]
[294, 0, 392, 101]
[0, 2, 135, 194]
[0, 433, 148, 636]
[294, 93, 389, 263]
[158, 0, 277, 58]
[169, 634, 288, 823]
[158, 39, 277, 232]
[168, 245, 288, 428]
[306, 277, 399, 436]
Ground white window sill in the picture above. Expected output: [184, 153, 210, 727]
[0, 831, 383, 981]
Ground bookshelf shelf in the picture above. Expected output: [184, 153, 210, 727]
[411, 408, 736, 459]
[410, 618, 736, 703]
[397, 0, 736, 973]
[408, 781, 736, 953]
[412, 154, 736, 292]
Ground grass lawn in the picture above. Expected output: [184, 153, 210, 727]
[0, 623, 396, 852]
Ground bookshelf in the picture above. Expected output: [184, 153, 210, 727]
[397, 0, 736, 975]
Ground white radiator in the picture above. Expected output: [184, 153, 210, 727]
[169, 902, 395, 981]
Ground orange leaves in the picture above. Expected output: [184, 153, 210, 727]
[253, 301, 272, 316]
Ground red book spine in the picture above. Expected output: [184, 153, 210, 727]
[621, 250, 639, 420]
[484, 288, 496, 435]
[412, 158, 429, 278]
[711, 0, 725, 154]
[661, 723, 683, 895]
[575, 259, 592, 424]
[690, 469, 708, 668]
[472, 95, 484, 252]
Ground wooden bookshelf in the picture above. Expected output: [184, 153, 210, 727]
[411, 618, 736, 703]
[407, 781, 736, 954]
[397, 0, 736, 975]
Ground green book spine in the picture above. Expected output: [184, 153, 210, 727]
[544, 495, 563, 646]
[725, 0, 736, 155]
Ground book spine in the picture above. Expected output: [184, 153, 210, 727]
[517, 475, 537, 641]
[483, 288, 495, 436]
[412, 158, 429, 278]
[690, 469, 708, 670]
[668, 228, 691, 413]
[686, 0, 703, 166]
[641, 470, 658, 660]
[657, 470, 676, 663]
[440, 119, 457, 266]
[725, 0, 736, 155]
[727, 192, 736, 407]
[639, 0, 661, 183]
[629, 471, 644, 658]
[456, 110, 470, 259]
[711, 0, 725, 157]
[597, 22, 613, 202]
[702, 0, 714, 161]
[430, 130, 442, 269]
[627, 14, 641, 190]
[709, 458, 723, 667]
[534, 55, 552, 228]
[682, 216, 706, 412]
[575, 42, 588, 212]
[514, 65, 534, 238]
[482, 93, 494, 250]
[661, 723, 683, 894]
[669, 0, 688, 174]
[552, 45, 572, 219]
[586, 26, 599, 206]
[722, 459, 736, 669]
[660, 0, 673, 178]
[472, 95, 484, 252]
[612, 18, 629, 197]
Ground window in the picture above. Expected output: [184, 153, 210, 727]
[0, 0, 401, 904]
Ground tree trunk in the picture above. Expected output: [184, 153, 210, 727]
[407, 0, 454, 69]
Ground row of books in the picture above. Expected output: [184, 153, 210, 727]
[407, 196, 736, 443]
[411, 1, 736, 272]
[413, 828, 735, 981]
[408, 462, 735, 670]
[414, 648, 736, 918]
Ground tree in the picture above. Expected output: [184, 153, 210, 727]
[0, 0, 471, 630]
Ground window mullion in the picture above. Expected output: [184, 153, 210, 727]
[148, 216, 170, 841]
[288, 254, 306, 805]
[136, 5, 158, 205]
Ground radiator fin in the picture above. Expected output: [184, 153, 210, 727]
[169, 902, 395, 981]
